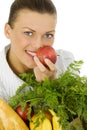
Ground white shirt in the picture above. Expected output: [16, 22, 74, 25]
[0, 44, 74, 101]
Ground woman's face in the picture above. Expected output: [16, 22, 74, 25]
[5, 9, 57, 73]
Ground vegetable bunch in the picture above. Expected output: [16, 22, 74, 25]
[8, 60, 87, 130]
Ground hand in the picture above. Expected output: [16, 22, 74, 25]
[33, 56, 57, 82]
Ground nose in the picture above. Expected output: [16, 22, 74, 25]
[32, 35, 43, 49]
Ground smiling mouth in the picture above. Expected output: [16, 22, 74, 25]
[26, 50, 36, 59]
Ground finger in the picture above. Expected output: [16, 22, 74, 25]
[34, 67, 41, 82]
[34, 67, 48, 82]
[44, 58, 57, 71]
[34, 56, 46, 72]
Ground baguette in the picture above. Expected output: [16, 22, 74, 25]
[0, 98, 29, 130]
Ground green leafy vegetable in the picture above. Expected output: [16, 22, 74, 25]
[8, 60, 87, 130]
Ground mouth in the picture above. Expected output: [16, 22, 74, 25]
[26, 50, 36, 59]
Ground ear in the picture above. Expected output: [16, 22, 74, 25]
[4, 23, 12, 39]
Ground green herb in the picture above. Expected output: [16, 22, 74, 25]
[8, 60, 87, 130]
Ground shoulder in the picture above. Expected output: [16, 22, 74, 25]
[56, 49, 75, 66]
[56, 49, 74, 59]
[55, 49, 75, 76]
[0, 44, 10, 58]
[0, 44, 10, 70]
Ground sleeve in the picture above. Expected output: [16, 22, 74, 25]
[55, 49, 75, 77]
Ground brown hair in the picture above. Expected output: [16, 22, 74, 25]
[8, 0, 57, 28]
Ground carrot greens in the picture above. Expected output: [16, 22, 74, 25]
[8, 60, 87, 130]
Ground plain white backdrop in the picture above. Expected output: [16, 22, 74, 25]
[0, 0, 87, 75]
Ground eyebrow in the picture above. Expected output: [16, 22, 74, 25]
[46, 30, 55, 33]
[23, 27, 55, 33]
[23, 27, 35, 32]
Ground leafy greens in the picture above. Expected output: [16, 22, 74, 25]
[8, 60, 87, 130]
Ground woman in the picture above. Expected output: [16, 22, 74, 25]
[0, 0, 74, 101]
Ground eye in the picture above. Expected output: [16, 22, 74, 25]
[24, 31, 33, 36]
[44, 34, 53, 39]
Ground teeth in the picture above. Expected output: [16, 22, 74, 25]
[26, 50, 36, 56]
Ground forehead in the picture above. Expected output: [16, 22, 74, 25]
[14, 9, 57, 31]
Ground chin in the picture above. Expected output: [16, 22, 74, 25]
[27, 62, 36, 69]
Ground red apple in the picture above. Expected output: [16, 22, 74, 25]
[36, 46, 57, 66]
[15, 102, 34, 121]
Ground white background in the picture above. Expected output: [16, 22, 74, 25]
[0, 0, 87, 75]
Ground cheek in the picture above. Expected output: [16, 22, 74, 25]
[44, 39, 54, 46]
[11, 34, 29, 50]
